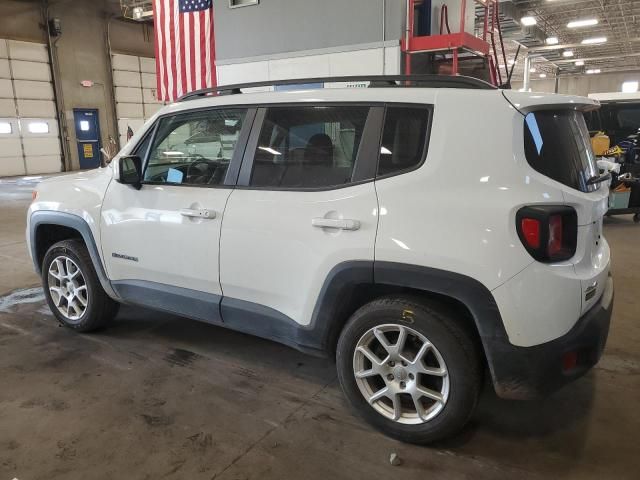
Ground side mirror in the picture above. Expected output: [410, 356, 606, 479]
[118, 155, 142, 190]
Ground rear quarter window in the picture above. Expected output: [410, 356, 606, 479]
[523, 110, 598, 193]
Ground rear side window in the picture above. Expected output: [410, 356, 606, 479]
[524, 110, 598, 193]
[378, 106, 430, 177]
[250, 106, 369, 189]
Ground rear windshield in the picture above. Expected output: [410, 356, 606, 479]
[524, 110, 598, 193]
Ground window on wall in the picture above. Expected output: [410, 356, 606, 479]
[250, 106, 370, 189]
[0, 122, 12, 134]
[143, 108, 247, 186]
[229, 0, 259, 8]
[377, 106, 430, 177]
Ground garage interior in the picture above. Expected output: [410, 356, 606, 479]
[1, 0, 639, 479]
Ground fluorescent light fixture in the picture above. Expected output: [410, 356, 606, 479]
[529, 68, 537, 73]
[539, 73, 547, 78]
[575, 60, 585, 66]
[586, 69, 601, 74]
[567, 19, 598, 28]
[545, 36, 559, 45]
[581, 37, 607, 45]
[0, 122, 11, 134]
[508, 59, 516, 65]
[258, 146, 282, 155]
[163, 151, 185, 156]
[28, 122, 49, 134]
[521, 16, 537, 26]
[621, 81, 638, 93]
[563, 50, 574, 57]
[380, 146, 392, 155]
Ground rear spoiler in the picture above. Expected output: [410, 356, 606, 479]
[502, 90, 600, 115]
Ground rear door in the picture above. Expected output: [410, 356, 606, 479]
[219, 104, 382, 329]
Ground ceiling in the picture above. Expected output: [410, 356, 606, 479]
[496, 0, 640, 80]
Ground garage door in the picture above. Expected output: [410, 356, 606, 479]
[112, 53, 161, 148]
[0, 39, 61, 177]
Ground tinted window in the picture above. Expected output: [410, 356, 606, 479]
[378, 106, 430, 176]
[524, 110, 598, 193]
[250, 106, 369, 188]
[616, 105, 640, 128]
[144, 108, 247, 186]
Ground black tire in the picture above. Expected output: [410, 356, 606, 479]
[336, 295, 482, 444]
[42, 239, 119, 332]
[633, 213, 640, 223]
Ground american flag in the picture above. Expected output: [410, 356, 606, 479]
[152, 0, 217, 102]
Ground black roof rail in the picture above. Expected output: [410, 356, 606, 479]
[177, 74, 496, 101]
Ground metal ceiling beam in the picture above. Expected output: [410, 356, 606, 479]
[552, 52, 640, 64]
[529, 37, 640, 52]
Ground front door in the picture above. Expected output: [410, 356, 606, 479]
[101, 107, 253, 323]
[219, 105, 381, 327]
[73, 109, 101, 169]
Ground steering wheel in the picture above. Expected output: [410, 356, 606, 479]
[185, 156, 215, 184]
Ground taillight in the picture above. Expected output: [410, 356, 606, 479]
[516, 206, 577, 262]
[520, 218, 541, 249]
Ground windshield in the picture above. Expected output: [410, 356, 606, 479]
[524, 110, 599, 193]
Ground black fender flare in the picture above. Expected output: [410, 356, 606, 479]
[29, 210, 119, 300]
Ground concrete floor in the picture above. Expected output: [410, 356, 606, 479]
[0, 176, 639, 480]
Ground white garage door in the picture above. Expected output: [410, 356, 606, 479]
[0, 39, 61, 177]
[112, 54, 161, 148]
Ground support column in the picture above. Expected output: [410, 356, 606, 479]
[523, 54, 531, 91]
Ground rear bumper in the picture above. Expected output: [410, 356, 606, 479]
[488, 274, 613, 400]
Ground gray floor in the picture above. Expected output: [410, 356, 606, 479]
[0, 175, 638, 480]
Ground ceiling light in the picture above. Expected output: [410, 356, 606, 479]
[521, 16, 537, 26]
[562, 50, 574, 57]
[545, 36, 559, 45]
[575, 60, 585, 66]
[586, 69, 601, 74]
[567, 19, 598, 28]
[539, 73, 547, 78]
[529, 68, 536, 73]
[508, 59, 517, 65]
[581, 37, 607, 45]
[621, 81, 638, 93]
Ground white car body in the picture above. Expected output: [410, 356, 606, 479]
[27, 80, 613, 400]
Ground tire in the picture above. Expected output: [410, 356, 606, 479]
[633, 213, 639, 223]
[336, 295, 482, 444]
[42, 239, 119, 332]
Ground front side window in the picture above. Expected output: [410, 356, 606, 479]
[250, 106, 369, 189]
[144, 108, 247, 186]
[378, 106, 430, 177]
[524, 110, 598, 193]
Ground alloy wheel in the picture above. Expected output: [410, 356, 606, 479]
[47, 255, 89, 322]
[353, 323, 449, 424]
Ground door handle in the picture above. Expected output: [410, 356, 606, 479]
[180, 208, 216, 219]
[311, 218, 361, 231]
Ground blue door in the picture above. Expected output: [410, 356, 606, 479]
[73, 109, 101, 169]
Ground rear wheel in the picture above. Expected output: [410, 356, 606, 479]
[336, 296, 482, 444]
[42, 239, 119, 332]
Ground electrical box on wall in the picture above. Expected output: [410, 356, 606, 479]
[48, 18, 62, 37]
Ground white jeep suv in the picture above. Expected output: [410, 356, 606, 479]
[27, 75, 614, 443]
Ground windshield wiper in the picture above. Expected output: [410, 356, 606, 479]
[586, 172, 611, 185]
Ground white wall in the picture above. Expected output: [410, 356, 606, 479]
[217, 44, 401, 87]
[513, 71, 640, 97]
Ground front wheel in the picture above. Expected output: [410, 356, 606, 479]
[336, 296, 482, 444]
[42, 239, 119, 332]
